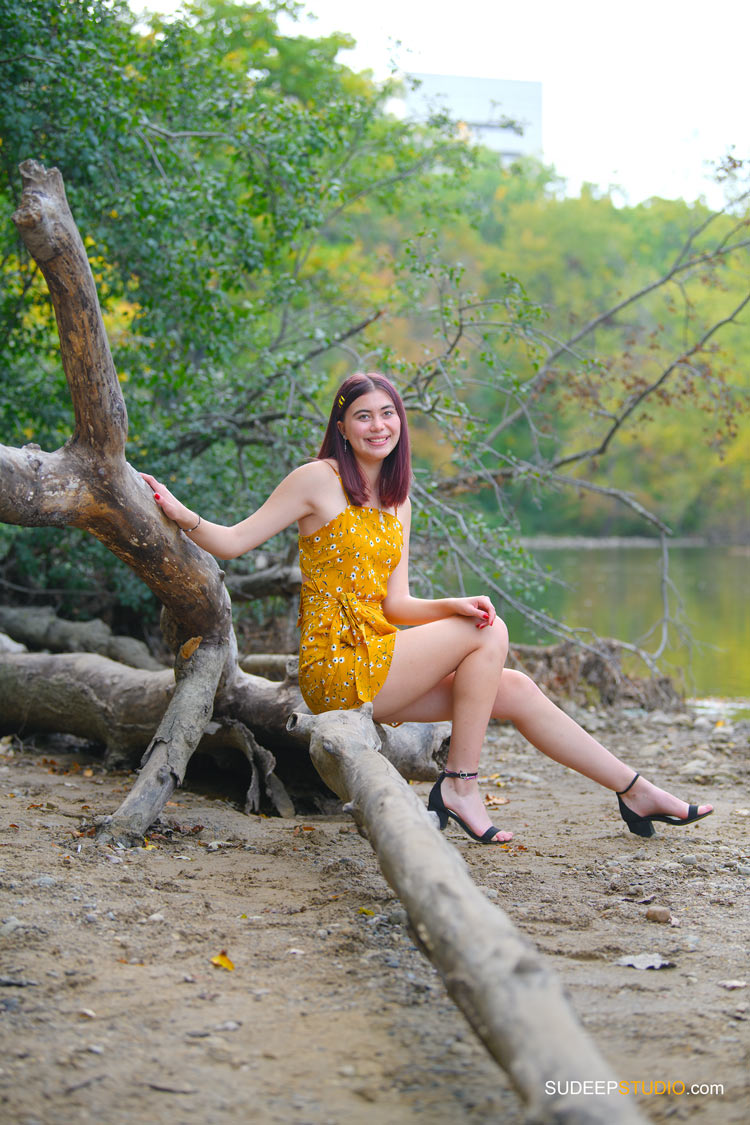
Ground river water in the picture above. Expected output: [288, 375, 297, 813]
[501, 543, 750, 706]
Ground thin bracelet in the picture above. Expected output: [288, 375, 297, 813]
[186, 515, 201, 533]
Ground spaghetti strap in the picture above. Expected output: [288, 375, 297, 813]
[322, 458, 350, 503]
[323, 460, 342, 482]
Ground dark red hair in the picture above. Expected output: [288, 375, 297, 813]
[317, 373, 411, 508]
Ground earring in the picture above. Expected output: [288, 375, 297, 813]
[343, 436, 348, 452]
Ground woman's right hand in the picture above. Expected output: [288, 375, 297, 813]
[140, 472, 196, 530]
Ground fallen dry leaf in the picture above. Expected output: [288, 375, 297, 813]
[211, 950, 234, 971]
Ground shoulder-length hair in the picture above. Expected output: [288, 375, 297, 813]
[317, 373, 411, 509]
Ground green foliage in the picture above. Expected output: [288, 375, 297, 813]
[1, 0, 748, 651]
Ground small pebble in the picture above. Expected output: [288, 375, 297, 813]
[646, 906, 671, 923]
[678, 855, 698, 866]
[339, 1064, 357, 1077]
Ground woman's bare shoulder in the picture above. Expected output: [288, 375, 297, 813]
[285, 459, 338, 484]
[280, 460, 342, 506]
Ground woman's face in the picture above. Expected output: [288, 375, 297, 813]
[339, 389, 401, 465]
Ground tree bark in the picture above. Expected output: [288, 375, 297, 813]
[5, 162, 232, 651]
[225, 562, 302, 601]
[0, 650, 449, 781]
[292, 704, 647, 1125]
[0, 605, 163, 670]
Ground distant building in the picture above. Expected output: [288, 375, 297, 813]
[401, 73, 542, 160]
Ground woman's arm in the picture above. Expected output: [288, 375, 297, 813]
[141, 462, 329, 560]
[382, 500, 496, 627]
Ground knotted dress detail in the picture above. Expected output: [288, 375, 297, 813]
[297, 500, 402, 714]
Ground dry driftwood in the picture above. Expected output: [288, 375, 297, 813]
[0, 651, 174, 761]
[225, 561, 302, 601]
[290, 703, 647, 1125]
[0, 605, 162, 670]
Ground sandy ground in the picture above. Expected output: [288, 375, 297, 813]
[0, 705, 748, 1125]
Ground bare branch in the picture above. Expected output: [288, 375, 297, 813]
[12, 162, 127, 456]
[553, 289, 750, 470]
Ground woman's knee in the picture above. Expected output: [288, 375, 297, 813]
[476, 615, 509, 662]
[495, 669, 543, 719]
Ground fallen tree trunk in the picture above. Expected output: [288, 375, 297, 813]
[0, 651, 173, 761]
[292, 703, 647, 1125]
[224, 561, 302, 600]
[0, 650, 449, 782]
[0, 604, 163, 670]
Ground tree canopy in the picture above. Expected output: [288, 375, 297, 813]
[2, 0, 748, 658]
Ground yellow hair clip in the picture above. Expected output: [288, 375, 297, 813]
[338, 395, 345, 406]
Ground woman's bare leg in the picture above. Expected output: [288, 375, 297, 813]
[374, 641, 712, 833]
[373, 616, 512, 841]
[494, 671, 713, 820]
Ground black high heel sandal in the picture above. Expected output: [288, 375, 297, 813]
[428, 769, 507, 844]
[616, 771, 713, 838]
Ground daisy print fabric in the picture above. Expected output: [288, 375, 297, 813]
[297, 504, 402, 713]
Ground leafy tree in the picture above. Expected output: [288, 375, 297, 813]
[2, 0, 748, 669]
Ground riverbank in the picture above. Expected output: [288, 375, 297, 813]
[0, 705, 748, 1123]
[519, 537, 750, 550]
[519, 535, 711, 549]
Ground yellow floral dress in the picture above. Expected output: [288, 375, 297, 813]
[297, 497, 402, 714]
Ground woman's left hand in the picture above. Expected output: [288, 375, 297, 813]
[449, 596, 497, 629]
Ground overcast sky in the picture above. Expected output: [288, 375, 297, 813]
[136, 0, 750, 208]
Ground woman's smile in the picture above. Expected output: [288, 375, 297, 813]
[340, 390, 401, 460]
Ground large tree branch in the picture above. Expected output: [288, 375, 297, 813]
[291, 705, 646, 1125]
[12, 161, 127, 456]
[5, 161, 233, 647]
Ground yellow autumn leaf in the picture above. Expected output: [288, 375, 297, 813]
[211, 951, 234, 971]
[358, 907, 375, 916]
[180, 636, 203, 660]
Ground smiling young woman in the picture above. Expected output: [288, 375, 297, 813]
[142, 373, 713, 845]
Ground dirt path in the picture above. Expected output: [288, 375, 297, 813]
[1, 706, 748, 1124]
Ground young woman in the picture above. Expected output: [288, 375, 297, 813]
[142, 373, 713, 844]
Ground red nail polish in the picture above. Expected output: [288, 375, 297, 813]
[154, 493, 160, 500]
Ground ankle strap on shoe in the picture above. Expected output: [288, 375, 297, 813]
[616, 771, 640, 796]
[443, 769, 478, 780]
